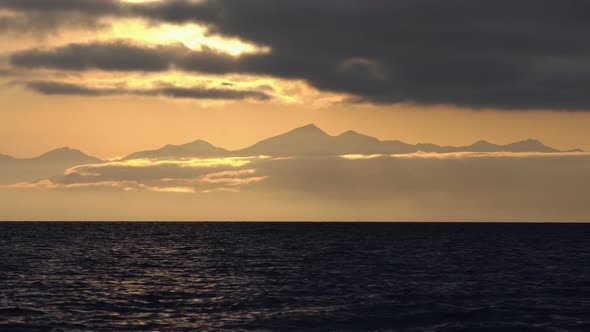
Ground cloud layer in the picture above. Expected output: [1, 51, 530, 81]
[3, 0, 590, 110]
[3, 152, 590, 221]
[35, 156, 272, 193]
[24, 81, 270, 100]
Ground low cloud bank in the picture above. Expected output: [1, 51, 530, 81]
[2, 153, 590, 221]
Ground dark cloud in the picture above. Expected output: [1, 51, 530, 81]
[24, 81, 270, 100]
[144, 86, 269, 100]
[4, 0, 590, 110]
[27, 81, 115, 96]
[0, 0, 121, 12]
[11, 42, 242, 73]
[0, 13, 100, 32]
[11, 42, 182, 72]
[0, 0, 121, 33]
[0, 69, 12, 76]
[171, 0, 590, 110]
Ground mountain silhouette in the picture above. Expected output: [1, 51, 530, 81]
[502, 139, 559, 153]
[416, 139, 559, 153]
[237, 124, 335, 156]
[0, 126, 584, 186]
[236, 124, 567, 156]
[335, 131, 419, 154]
[0, 147, 101, 165]
[236, 124, 417, 156]
[35, 147, 103, 164]
[0, 147, 102, 185]
[118, 124, 580, 159]
[124, 140, 229, 160]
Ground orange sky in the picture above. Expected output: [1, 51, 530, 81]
[1, 84, 589, 159]
[1, 5, 589, 159]
[1, 1, 590, 221]
[0, 13, 590, 158]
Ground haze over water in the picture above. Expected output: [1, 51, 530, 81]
[1, 222, 589, 331]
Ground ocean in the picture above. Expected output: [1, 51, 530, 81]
[1, 222, 589, 331]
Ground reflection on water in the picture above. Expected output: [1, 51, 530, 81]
[1, 223, 589, 331]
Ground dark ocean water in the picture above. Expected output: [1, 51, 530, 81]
[1, 223, 589, 331]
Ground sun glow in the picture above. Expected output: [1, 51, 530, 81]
[65, 157, 258, 174]
[0, 11, 268, 57]
[106, 19, 270, 56]
[1, 12, 348, 106]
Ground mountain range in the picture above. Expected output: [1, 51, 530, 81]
[121, 124, 582, 159]
[0, 124, 583, 184]
[0, 147, 101, 185]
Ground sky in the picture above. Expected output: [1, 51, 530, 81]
[1, 0, 589, 221]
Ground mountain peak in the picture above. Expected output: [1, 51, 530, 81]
[523, 138, 543, 144]
[39, 147, 82, 157]
[162, 140, 214, 150]
[0, 153, 15, 161]
[338, 130, 380, 143]
[182, 139, 215, 147]
[511, 138, 544, 145]
[339, 130, 360, 136]
[472, 140, 494, 146]
[36, 147, 102, 163]
[237, 123, 332, 156]
[123, 139, 228, 160]
[507, 139, 557, 152]
[301, 123, 320, 129]
[53, 146, 74, 151]
[288, 123, 327, 135]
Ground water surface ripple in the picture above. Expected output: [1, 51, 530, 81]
[1, 223, 589, 331]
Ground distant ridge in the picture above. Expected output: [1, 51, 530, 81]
[117, 123, 582, 159]
[0, 125, 584, 186]
[237, 124, 337, 156]
[1, 124, 583, 164]
[235, 124, 572, 156]
[416, 138, 559, 154]
[35, 147, 103, 164]
[0, 147, 103, 185]
[123, 140, 229, 160]
[0, 147, 102, 164]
